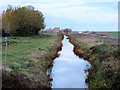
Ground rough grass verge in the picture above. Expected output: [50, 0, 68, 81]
[2, 33, 64, 89]
[67, 33, 120, 89]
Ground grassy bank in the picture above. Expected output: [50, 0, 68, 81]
[2, 33, 64, 89]
[103, 32, 120, 39]
[67, 33, 120, 89]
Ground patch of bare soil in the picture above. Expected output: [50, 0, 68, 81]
[66, 34, 91, 60]
[2, 70, 53, 89]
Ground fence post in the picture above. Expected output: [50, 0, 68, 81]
[4, 37, 7, 70]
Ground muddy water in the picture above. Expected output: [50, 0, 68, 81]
[51, 35, 91, 88]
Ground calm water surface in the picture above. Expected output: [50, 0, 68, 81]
[51, 35, 91, 88]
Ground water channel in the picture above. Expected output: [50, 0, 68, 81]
[51, 35, 91, 88]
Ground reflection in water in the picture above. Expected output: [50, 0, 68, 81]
[51, 35, 91, 88]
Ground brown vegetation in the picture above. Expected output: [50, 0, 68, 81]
[2, 33, 64, 89]
[66, 32, 120, 88]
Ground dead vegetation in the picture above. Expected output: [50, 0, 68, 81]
[67, 32, 120, 88]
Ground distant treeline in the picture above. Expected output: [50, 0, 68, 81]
[2, 5, 45, 36]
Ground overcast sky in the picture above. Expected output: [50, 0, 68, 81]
[0, 0, 119, 31]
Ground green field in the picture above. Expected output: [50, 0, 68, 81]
[105, 32, 120, 39]
[95, 31, 120, 39]
[2, 35, 56, 69]
[2, 33, 63, 88]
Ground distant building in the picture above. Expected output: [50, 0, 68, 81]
[52, 27, 60, 33]
[39, 28, 52, 35]
[63, 28, 72, 32]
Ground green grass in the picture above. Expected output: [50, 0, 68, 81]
[89, 44, 120, 88]
[106, 32, 120, 39]
[2, 33, 63, 88]
[2, 35, 56, 68]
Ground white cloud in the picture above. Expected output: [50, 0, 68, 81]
[29, 2, 117, 24]
[0, 0, 118, 31]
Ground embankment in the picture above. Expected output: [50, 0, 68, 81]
[66, 33, 120, 89]
[66, 33, 92, 86]
[66, 33, 91, 61]
[2, 33, 64, 89]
